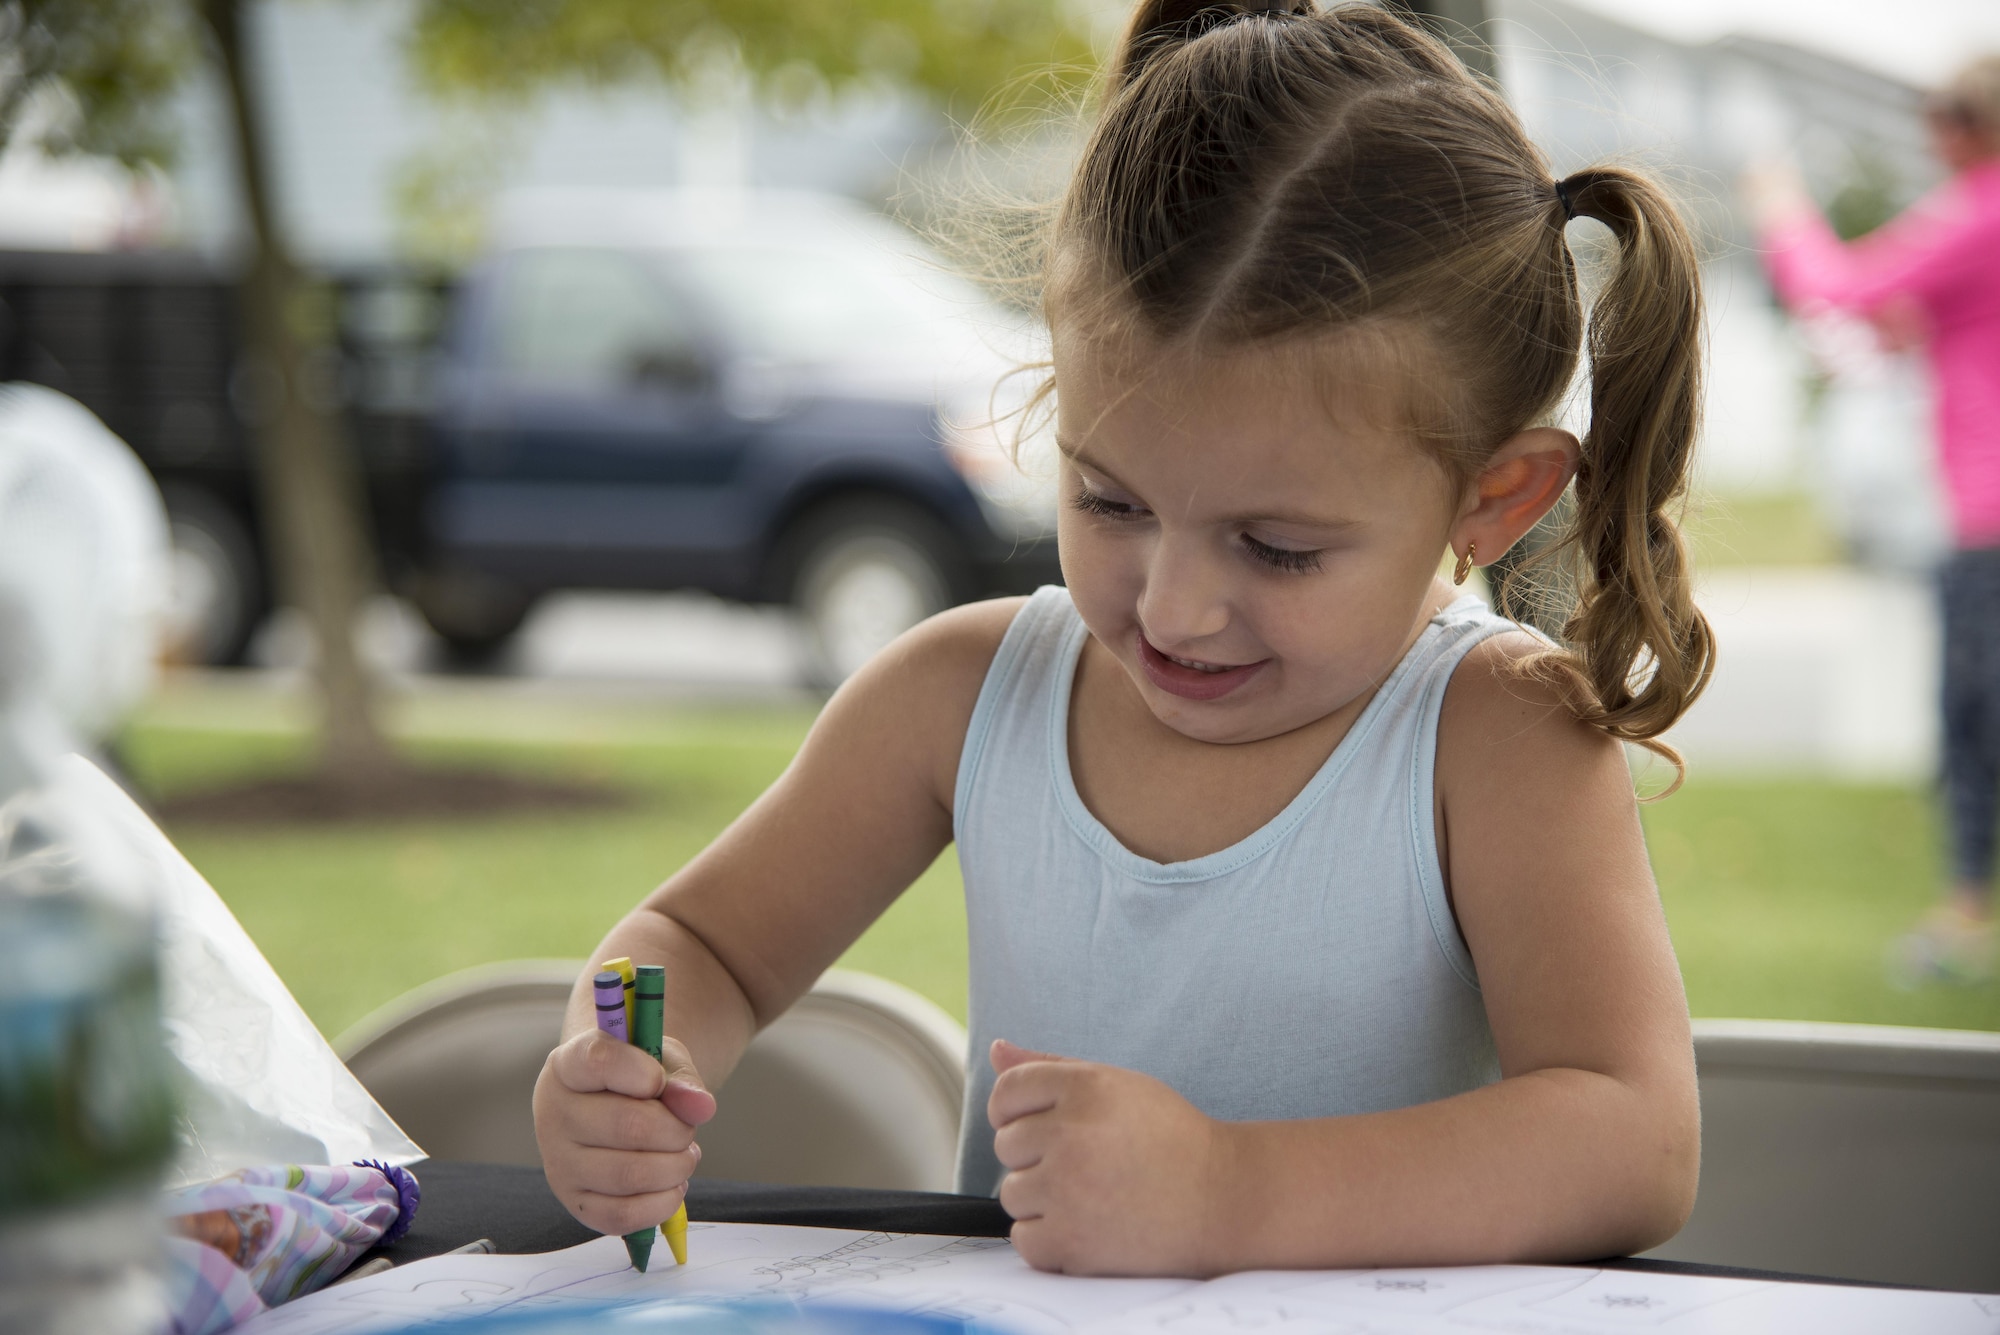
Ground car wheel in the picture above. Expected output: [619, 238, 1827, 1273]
[161, 487, 264, 666]
[786, 499, 964, 688]
[411, 569, 538, 670]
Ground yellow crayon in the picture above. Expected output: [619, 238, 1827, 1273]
[664, 1202, 688, 1265]
[599, 957, 636, 1034]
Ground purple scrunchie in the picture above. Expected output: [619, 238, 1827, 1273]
[355, 1160, 421, 1245]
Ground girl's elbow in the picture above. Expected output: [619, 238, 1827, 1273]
[1616, 1102, 1702, 1254]
[1623, 1171, 1698, 1256]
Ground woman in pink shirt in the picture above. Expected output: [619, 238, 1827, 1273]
[1752, 57, 2000, 983]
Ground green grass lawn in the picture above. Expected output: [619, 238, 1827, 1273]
[119, 695, 969, 1041]
[119, 687, 1999, 1042]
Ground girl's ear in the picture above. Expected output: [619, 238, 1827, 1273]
[1448, 426, 1579, 572]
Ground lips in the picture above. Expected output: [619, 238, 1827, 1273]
[1135, 633, 1269, 701]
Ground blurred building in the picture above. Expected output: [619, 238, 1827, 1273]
[1495, 0, 1937, 498]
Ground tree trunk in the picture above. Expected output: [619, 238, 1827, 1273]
[206, 0, 396, 783]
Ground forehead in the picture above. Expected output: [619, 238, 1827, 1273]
[1052, 328, 1444, 499]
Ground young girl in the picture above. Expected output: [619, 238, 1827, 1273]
[533, 0, 1713, 1277]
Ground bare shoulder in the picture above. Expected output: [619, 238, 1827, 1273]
[1435, 630, 1627, 796]
[885, 595, 1029, 692]
[814, 596, 1029, 807]
[1432, 629, 1651, 936]
[860, 595, 1027, 722]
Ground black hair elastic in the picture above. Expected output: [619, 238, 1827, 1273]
[1554, 178, 1577, 220]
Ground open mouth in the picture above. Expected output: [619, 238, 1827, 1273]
[1135, 634, 1269, 701]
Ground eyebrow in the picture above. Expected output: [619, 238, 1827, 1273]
[1062, 439, 1365, 534]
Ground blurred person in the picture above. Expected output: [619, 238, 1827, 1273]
[533, 2, 1710, 1277]
[1748, 57, 2000, 985]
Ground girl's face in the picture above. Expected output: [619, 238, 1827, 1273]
[1054, 334, 1461, 746]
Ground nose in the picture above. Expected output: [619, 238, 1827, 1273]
[1135, 532, 1231, 650]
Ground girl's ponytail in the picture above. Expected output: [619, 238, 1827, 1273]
[1553, 168, 1715, 778]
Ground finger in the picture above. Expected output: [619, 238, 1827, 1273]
[550, 1030, 667, 1099]
[567, 1182, 689, 1239]
[563, 1089, 700, 1153]
[997, 1167, 1046, 1223]
[658, 1037, 719, 1127]
[564, 1142, 702, 1198]
[988, 1061, 1076, 1129]
[990, 1038, 1068, 1074]
[991, 1114, 1048, 1173]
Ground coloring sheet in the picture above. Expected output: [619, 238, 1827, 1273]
[241, 1222, 2000, 1335]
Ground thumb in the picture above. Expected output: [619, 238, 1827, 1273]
[658, 1039, 718, 1127]
[990, 1038, 1068, 1074]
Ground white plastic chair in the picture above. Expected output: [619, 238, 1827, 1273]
[1645, 1019, 2000, 1292]
[336, 963, 967, 1192]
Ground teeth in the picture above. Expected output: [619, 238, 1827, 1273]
[1167, 652, 1233, 674]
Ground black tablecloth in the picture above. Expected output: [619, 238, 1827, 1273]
[367, 1161, 1917, 1292]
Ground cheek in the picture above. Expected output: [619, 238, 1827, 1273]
[1252, 550, 1435, 665]
[1056, 511, 1143, 609]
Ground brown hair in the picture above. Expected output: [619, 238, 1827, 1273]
[1044, 0, 1713, 772]
[1928, 55, 2000, 145]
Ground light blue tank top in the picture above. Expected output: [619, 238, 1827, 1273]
[952, 586, 1513, 1194]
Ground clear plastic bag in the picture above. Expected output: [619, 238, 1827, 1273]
[53, 758, 424, 1188]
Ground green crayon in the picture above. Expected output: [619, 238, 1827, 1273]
[615, 965, 669, 1273]
[632, 965, 665, 1061]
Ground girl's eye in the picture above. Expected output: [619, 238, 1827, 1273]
[1241, 534, 1324, 574]
[1070, 487, 1145, 520]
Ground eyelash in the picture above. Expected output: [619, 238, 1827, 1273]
[1069, 488, 1325, 574]
[1069, 488, 1136, 520]
[1241, 537, 1324, 574]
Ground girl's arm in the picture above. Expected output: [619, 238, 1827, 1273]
[1758, 180, 1982, 322]
[988, 634, 1698, 1276]
[532, 597, 1021, 1237]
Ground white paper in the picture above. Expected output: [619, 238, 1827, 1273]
[240, 1223, 2000, 1335]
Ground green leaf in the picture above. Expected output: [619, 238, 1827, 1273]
[0, 0, 199, 166]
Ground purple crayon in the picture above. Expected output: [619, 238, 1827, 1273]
[593, 970, 628, 1044]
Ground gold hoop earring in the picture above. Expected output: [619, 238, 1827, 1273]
[1452, 542, 1476, 586]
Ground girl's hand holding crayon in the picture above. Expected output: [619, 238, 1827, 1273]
[988, 1039, 1230, 1277]
[532, 1028, 716, 1239]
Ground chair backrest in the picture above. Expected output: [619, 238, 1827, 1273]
[1646, 1019, 2000, 1293]
[336, 963, 967, 1192]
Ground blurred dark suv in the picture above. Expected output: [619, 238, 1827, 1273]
[417, 188, 1060, 680]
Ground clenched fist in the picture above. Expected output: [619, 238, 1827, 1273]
[988, 1038, 1236, 1277]
[533, 1028, 718, 1237]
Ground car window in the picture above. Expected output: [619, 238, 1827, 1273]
[492, 248, 702, 390]
[671, 241, 991, 366]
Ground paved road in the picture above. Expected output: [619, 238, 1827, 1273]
[260, 591, 815, 703]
